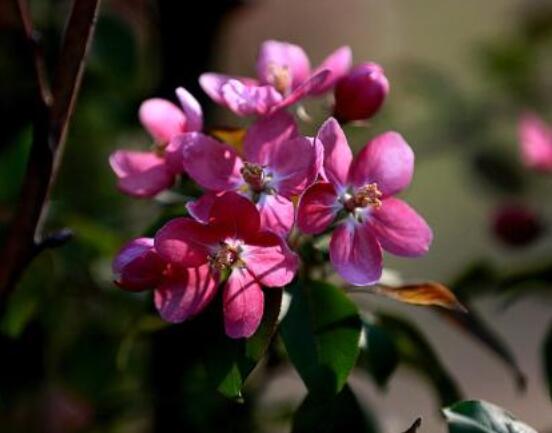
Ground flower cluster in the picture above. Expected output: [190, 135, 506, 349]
[111, 40, 431, 338]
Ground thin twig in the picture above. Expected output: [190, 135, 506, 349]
[0, 0, 101, 306]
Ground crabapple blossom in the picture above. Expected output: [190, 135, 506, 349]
[179, 111, 321, 236]
[109, 87, 203, 197]
[297, 117, 432, 285]
[113, 237, 218, 322]
[154, 192, 299, 338]
[200, 40, 351, 117]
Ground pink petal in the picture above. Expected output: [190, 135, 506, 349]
[154, 217, 220, 267]
[243, 231, 299, 288]
[297, 182, 339, 234]
[317, 117, 352, 187]
[176, 87, 203, 132]
[268, 69, 331, 114]
[199, 73, 258, 105]
[113, 237, 165, 291]
[154, 264, 218, 323]
[109, 150, 173, 198]
[221, 80, 283, 117]
[223, 268, 264, 338]
[256, 193, 295, 237]
[265, 136, 321, 198]
[368, 197, 432, 257]
[164, 135, 185, 175]
[519, 112, 552, 172]
[256, 40, 311, 90]
[243, 111, 298, 163]
[348, 131, 414, 196]
[309, 46, 352, 95]
[209, 192, 261, 241]
[138, 98, 185, 143]
[186, 192, 220, 223]
[180, 132, 244, 191]
[329, 220, 383, 286]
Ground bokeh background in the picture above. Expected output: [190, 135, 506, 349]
[1, 0, 551, 432]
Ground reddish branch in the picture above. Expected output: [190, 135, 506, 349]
[0, 0, 101, 304]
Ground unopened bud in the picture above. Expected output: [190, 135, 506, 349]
[333, 62, 389, 123]
[492, 204, 544, 247]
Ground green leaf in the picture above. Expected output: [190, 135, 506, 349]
[292, 385, 378, 433]
[202, 288, 283, 400]
[443, 400, 537, 433]
[280, 280, 362, 396]
[377, 313, 462, 407]
[359, 318, 399, 388]
[543, 321, 552, 401]
[450, 261, 498, 300]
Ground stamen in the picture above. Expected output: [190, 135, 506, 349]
[240, 161, 266, 192]
[344, 183, 383, 212]
[268, 63, 292, 95]
[208, 244, 239, 271]
[151, 142, 166, 157]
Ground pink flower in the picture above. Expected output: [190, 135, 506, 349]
[113, 237, 166, 291]
[179, 111, 322, 236]
[297, 118, 432, 285]
[154, 192, 299, 338]
[109, 87, 203, 197]
[200, 40, 352, 117]
[113, 237, 219, 323]
[333, 62, 389, 123]
[518, 112, 552, 173]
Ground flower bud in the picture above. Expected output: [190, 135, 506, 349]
[113, 238, 165, 291]
[333, 62, 389, 123]
[492, 204, 544, 247]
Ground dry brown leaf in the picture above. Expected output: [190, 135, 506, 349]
[373, 282, 467, 312]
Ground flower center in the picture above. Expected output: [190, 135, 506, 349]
[151, 142, 167, 157]
[240, 161, 270, 193]
[344, 183, 383, 212]
[268, 63, 292, 95]
[208, 243, 241, 271]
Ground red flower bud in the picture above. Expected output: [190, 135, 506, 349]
[333, 62, 389, 123]
[492, 204, 544, 247]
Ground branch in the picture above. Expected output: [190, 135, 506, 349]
[0, 0, 101, 305]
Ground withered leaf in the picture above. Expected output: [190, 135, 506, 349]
[373, 282, 467, 312]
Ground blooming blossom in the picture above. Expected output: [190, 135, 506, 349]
[113, 237, 219, 324]
[154, 192, 299, 338]
[200, 40, 352, 117]
[518, 112, 552, 173]
[179, 111, 321, 236]
[297, 118, 432, 285]
[109, 87, 203, 197]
